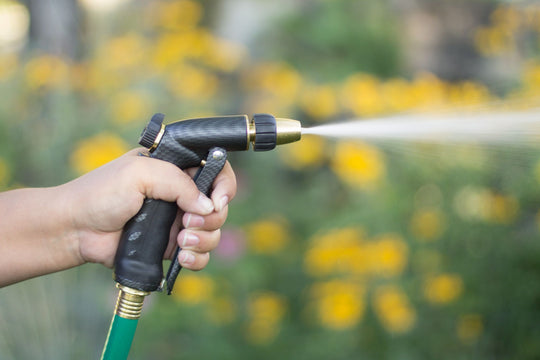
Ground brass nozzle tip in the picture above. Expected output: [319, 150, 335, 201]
[275, 118, 302, 145]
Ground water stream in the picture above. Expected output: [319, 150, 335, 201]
[302, 109, 540, 146]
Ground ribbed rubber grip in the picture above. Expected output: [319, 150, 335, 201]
[252, 114, 277, 151]
[113, 198, 177, 292]
[139, 113, 164, 149]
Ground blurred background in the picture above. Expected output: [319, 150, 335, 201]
[0, 0, 540, 358]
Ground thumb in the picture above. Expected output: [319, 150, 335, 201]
[135, 155, 214, 215]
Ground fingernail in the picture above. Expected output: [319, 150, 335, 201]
[179, 251, 195, 265]
[217, 196, 229, 212]
[198, 193, 214, 214]
[185, 213, 205, 228]
[182, 231, 200, 247]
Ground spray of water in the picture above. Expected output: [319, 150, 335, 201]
[302, 109, 540, 145]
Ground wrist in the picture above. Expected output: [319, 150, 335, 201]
[51, 184, 88, 267]
[0, 186, 84, 286]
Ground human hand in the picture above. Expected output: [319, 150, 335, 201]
[64, 148, 237, 270]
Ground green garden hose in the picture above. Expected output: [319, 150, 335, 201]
[101, 285, 149, 360]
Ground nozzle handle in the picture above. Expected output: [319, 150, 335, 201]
[113, 198, 177, 291]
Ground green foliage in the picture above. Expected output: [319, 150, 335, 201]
[255, 0, 402, 81]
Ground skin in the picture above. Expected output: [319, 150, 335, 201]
[0, 149, 237, 287]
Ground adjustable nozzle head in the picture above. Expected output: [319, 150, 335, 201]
[249, 114, 302, 151]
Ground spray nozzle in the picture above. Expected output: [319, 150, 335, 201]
[139, 113, 302, 168]
[247, 114, 302, 150]
[115, 112, 303, 293]
[275, 118, 302, 145]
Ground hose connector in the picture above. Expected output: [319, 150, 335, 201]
[114, 284, 150, 320]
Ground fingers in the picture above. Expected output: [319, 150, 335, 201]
[182, 205, 229, 231]
[176, 228, 220, 270]
[178, 228, 221, 253]
[178, 250, 210, 271]
[177, 205, 228, 270]
[210, 161, 237, 212]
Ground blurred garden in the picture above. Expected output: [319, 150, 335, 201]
[1, 0, 540, 359]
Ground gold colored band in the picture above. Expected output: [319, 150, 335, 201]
[245, 115, 254, 150]
[149, 124, 166, 152]
[114, 284, 150, 320]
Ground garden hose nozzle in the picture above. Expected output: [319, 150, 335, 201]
[101, 113, 301, 360]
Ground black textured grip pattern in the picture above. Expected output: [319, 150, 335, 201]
[165, 147, 227, 294]
[113, 198, 177, 291]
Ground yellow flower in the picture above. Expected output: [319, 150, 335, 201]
[304, 227, 366, 277]
[246, 292, 286, 345]
[242, 62, 302, 103]
[373, 285, 416, 334]
[310, 280, 365, 330]
[490, 5, 521, 32]
[279, 135, 326, 169]
[151, 0, 203, 32]
[300, 85, 339, 120]
[151, 30, 213, 70]
[98, 34, 146, 71]
[70, 133, 129, 175]
[110, 91, 151, 124]
[410, 208, 446, 241]
[424, 274, 463, 305]
[448, 81, 492, 106]
[245, 218, 289, 254]
[457, 313, 483, 344]
[168, 65, 218, 100]
[330, 140, 385, 190]
[489, 193, 518, 224]
[369, 234, 408, 277]
[341, 73, 384, 116]
[24, 55, 69, 90]
[0, 157, 10, 189]
[409, 73, 448, 109]
[380, 78, 415, 112]
[172, 273, 214, 305]
[522, 62, 540, 93]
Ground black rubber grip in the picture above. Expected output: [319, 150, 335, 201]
[113, 198, 177, 291]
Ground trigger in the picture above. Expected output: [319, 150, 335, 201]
[164, 147, 228, 295]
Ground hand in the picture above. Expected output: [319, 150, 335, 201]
[64, 148, 237, 270]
